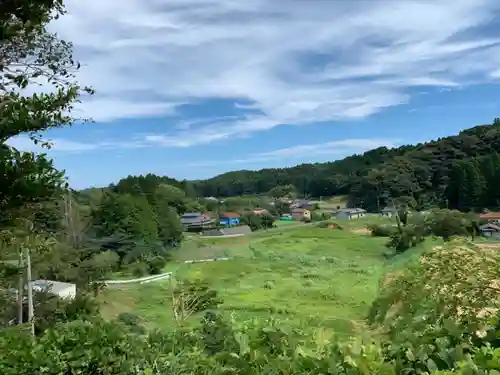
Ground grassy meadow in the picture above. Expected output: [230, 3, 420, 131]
[99, 215, 433, 339]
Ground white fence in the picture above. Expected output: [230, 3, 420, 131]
[103, 257, 231, 285]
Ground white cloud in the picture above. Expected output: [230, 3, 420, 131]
[188, 138, 401, 167]
[7, 137, 100, 153]
[6, 136, 144, 153]
[48, 0, 500, 145]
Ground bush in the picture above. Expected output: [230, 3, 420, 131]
[385, 225, 425, 253]
[146, 255, 167, 274]
[128, 261, 149, 277]
[2, 291, 101, 335]
[368, 224, 398, 237]
[117, 312, 146, 334]
[173, 278, 223, 313]
[314, 221, 343, 229]
[117, 312, 142, 326]
[263, 281, 275, 289]
[424, 208, 472, 240]
[310, 211, 324, 222]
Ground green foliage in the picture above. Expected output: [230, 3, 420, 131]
[0, 147, 66, 227]
[241, 212, 275, 231]
[192, 120, 500, 212]
[424, 209, 473, 241]
[370, 241, 500, 337]
[386, 225, 425, 253]
[92, 192, 158, 242]
[173, 278, 223, 313]
[145, 255, 168, 274]
[127, 261, 150, 277]
[151, 186, 183, 247]
[369, 224, 399, 237]
[0, 289, 100, 334]
[268, 184, 297, 199]
[0, 0, 93, 230]
[117, 312, 146, 334]
[314, 221, 343, 229]
[152, 183, 188, 214]
[6, 237, 500, 374]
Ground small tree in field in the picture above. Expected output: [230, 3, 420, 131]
[424, 209, 471, 241]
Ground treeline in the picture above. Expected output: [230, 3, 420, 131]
[92, 120, 500, 214]
[191, 120, 500, 212]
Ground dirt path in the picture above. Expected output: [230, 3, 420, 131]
[474, 243, 500, 250]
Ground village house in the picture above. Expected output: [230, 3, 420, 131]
[479, 223, 500, 240]
[180, 212, 215, 230]
[380, 206, 397, 217]
[280, 213, 293, 221]
[219, 212, 240, 227]
[479, 211, 500, 224]
[291, 200, 313, 209]
[291, 208, 311, 221]
[335, 208, 367, 220]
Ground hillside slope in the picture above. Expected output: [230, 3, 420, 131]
[193, 119, 500, 211]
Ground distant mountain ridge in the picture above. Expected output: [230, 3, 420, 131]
[192, 119, 500, 211]
[84, 119, 500, 212]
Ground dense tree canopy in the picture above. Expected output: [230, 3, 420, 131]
[190, 120, 500, 212]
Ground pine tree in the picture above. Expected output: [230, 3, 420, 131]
[481, 153, 500, 209]
[459, 160, 485, 211]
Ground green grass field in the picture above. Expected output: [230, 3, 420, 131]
[99, 216, 431, 339]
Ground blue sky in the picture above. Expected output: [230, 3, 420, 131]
[7, 0, 500, 189]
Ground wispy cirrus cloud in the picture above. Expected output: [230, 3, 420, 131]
[7, 137, 101, 153]
[46, 0, 500, 147]
[188, 138, 402, 167]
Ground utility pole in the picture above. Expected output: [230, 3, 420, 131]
[17, 248, 24, 324]
[64, 190, 80, 248]
[392, 201, 403, 233]
[25, 246, 35, 337]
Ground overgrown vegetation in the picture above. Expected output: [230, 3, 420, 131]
[4, 240, 500, 374]
[192, 120, 500, 213]
[369, 208, 482, 253]
[3, 1, 500, 374]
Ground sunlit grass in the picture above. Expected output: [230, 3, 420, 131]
[100, 221, 432, 338]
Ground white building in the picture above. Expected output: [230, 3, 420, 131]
[32, 280, 76, 299]
[335, 208, 367, 220]
[380, 206, 397, 217]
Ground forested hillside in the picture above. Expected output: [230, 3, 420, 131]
[192, 119, 500, 212]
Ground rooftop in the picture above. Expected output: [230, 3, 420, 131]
[479, 223, 500, 231]
[381, 206, 397, 212]
[337, 208, 366, 213]
[480, 212, 500, 219]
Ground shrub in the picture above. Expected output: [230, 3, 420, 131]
[146, 255, 167, 274]
[368, 224, 398, 237]
[172, 278, 223, 314]
[424, 208, 472, 240]
[315, 221, 343, 229]
[263, 281, 275, 289]
[310, 211, 324, 222]
[385, 225, 425, 253]
[128, 261, 149, 277]
[117, 312, 146, 334]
